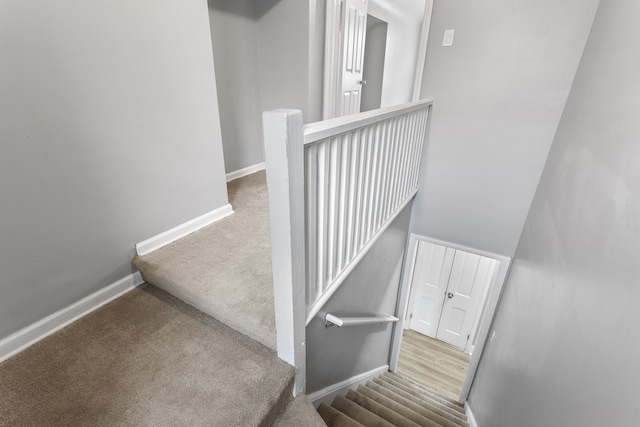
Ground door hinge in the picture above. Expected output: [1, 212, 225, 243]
[467, 334, 470, 341]
[410, 313, 413, 320]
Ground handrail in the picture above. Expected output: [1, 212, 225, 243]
[324, 313, 399, 328]
[303, 99, 433, 145]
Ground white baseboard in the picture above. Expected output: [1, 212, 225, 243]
[135, 204, 234, 256]
[466, 402, 479, 427]
[0, 272, 144, 363]
[307, 365, 389, 408]
[226, 162, 265, 182]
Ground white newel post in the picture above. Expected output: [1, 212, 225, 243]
[263, 110, 307, 396]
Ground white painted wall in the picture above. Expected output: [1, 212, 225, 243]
[0, 0, 228, 340]
[410, 0, 600, 256]
[208, 0, 264, 173]
[368, 0, 426, 107]
[468, 2, 640, 425]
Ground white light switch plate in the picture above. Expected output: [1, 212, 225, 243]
[443, 29, 455, 47]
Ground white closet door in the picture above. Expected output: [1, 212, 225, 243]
[408, 241, 455, 337]
[436, 252, 497, 350]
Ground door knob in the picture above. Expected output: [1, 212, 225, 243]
[447, 293, 454, 299]
[358, 79, 367, 85]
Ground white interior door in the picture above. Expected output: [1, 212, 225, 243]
[436, 252, 497, 350]
[408, 241, 455, 337]
[340, 0, 368, 115]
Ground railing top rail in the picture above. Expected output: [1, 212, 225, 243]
[303, 99, 434, 145]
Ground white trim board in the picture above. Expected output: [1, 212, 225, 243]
[466, 402, 480, 427]
[0, 272, 144, 363]
[411, 0, 434, 101]
[307, 365, 389, 408]
[225, 162, 265, 182]
[135, 204, 233, 256]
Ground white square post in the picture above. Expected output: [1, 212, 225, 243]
[262, 109, 307, 395]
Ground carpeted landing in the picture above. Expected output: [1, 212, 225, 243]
[133, 171, 276, 350]
[318, 372, 469, 427]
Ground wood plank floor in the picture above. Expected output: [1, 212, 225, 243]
[396, 329, 471, 400]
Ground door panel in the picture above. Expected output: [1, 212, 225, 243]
[340, 0, 368, 116]
[436, 253, 497, 350]
[408, 241, 455, 337]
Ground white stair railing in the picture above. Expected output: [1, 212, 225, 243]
[263, 99, 432, 394]
[303, 100, 432, 324]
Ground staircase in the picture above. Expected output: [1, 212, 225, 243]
[132, 171, 465, 427]
[132, 171, 324, 426]
[318, 372, 469, 427]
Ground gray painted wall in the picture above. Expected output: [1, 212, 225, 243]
[208, 0, 265, 173]
[306, 206, 411, 393]
[0, 0, 228, 340]
[468, 1, 640, 425]
[361, 16, 387, 113]
[411, 0, 599, 256]
[258, 0, 311, 121]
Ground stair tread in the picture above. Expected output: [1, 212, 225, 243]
[274, 394, 327, 427]
[332, 395, 395, 427]
[380, 374, 466, 415]
[345, 389, 422, 427]
[364, 382, 468, 427]
[318, 403, 364, 427]
[133, 171, 277, 350]
[389, 372, 465, 408]
[357, 385, 451, 427]
[371, 378, 467, 424]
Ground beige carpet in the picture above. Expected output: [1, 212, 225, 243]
[274, 395, 327, 427]
[0, 284, 293, 426]
[133, 171, 276, 350]
[318, 372, 468, 427]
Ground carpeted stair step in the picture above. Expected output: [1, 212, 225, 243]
[371, 378, 467, 426]
[344, 390, 422, 427]
[274, 394, 327, 427]
[318, 403, 364, 427]
[378, 375, 466, 417]
[363, 382, 468, 427]
[381, 374, 466, 417]
[332, 395, 395, 427]
[0, 284, 293, 426]
[133, 172, 277, 350]
[387, 372, 465, 410]
[317, 372, 471, 427]
[356, 385, 450, 427]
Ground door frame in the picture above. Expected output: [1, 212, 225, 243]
[322, 0, 346, 120]
[412, 0, 434, 101]
[389, 234, 512, 403]
[323, 0, 435, 119]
